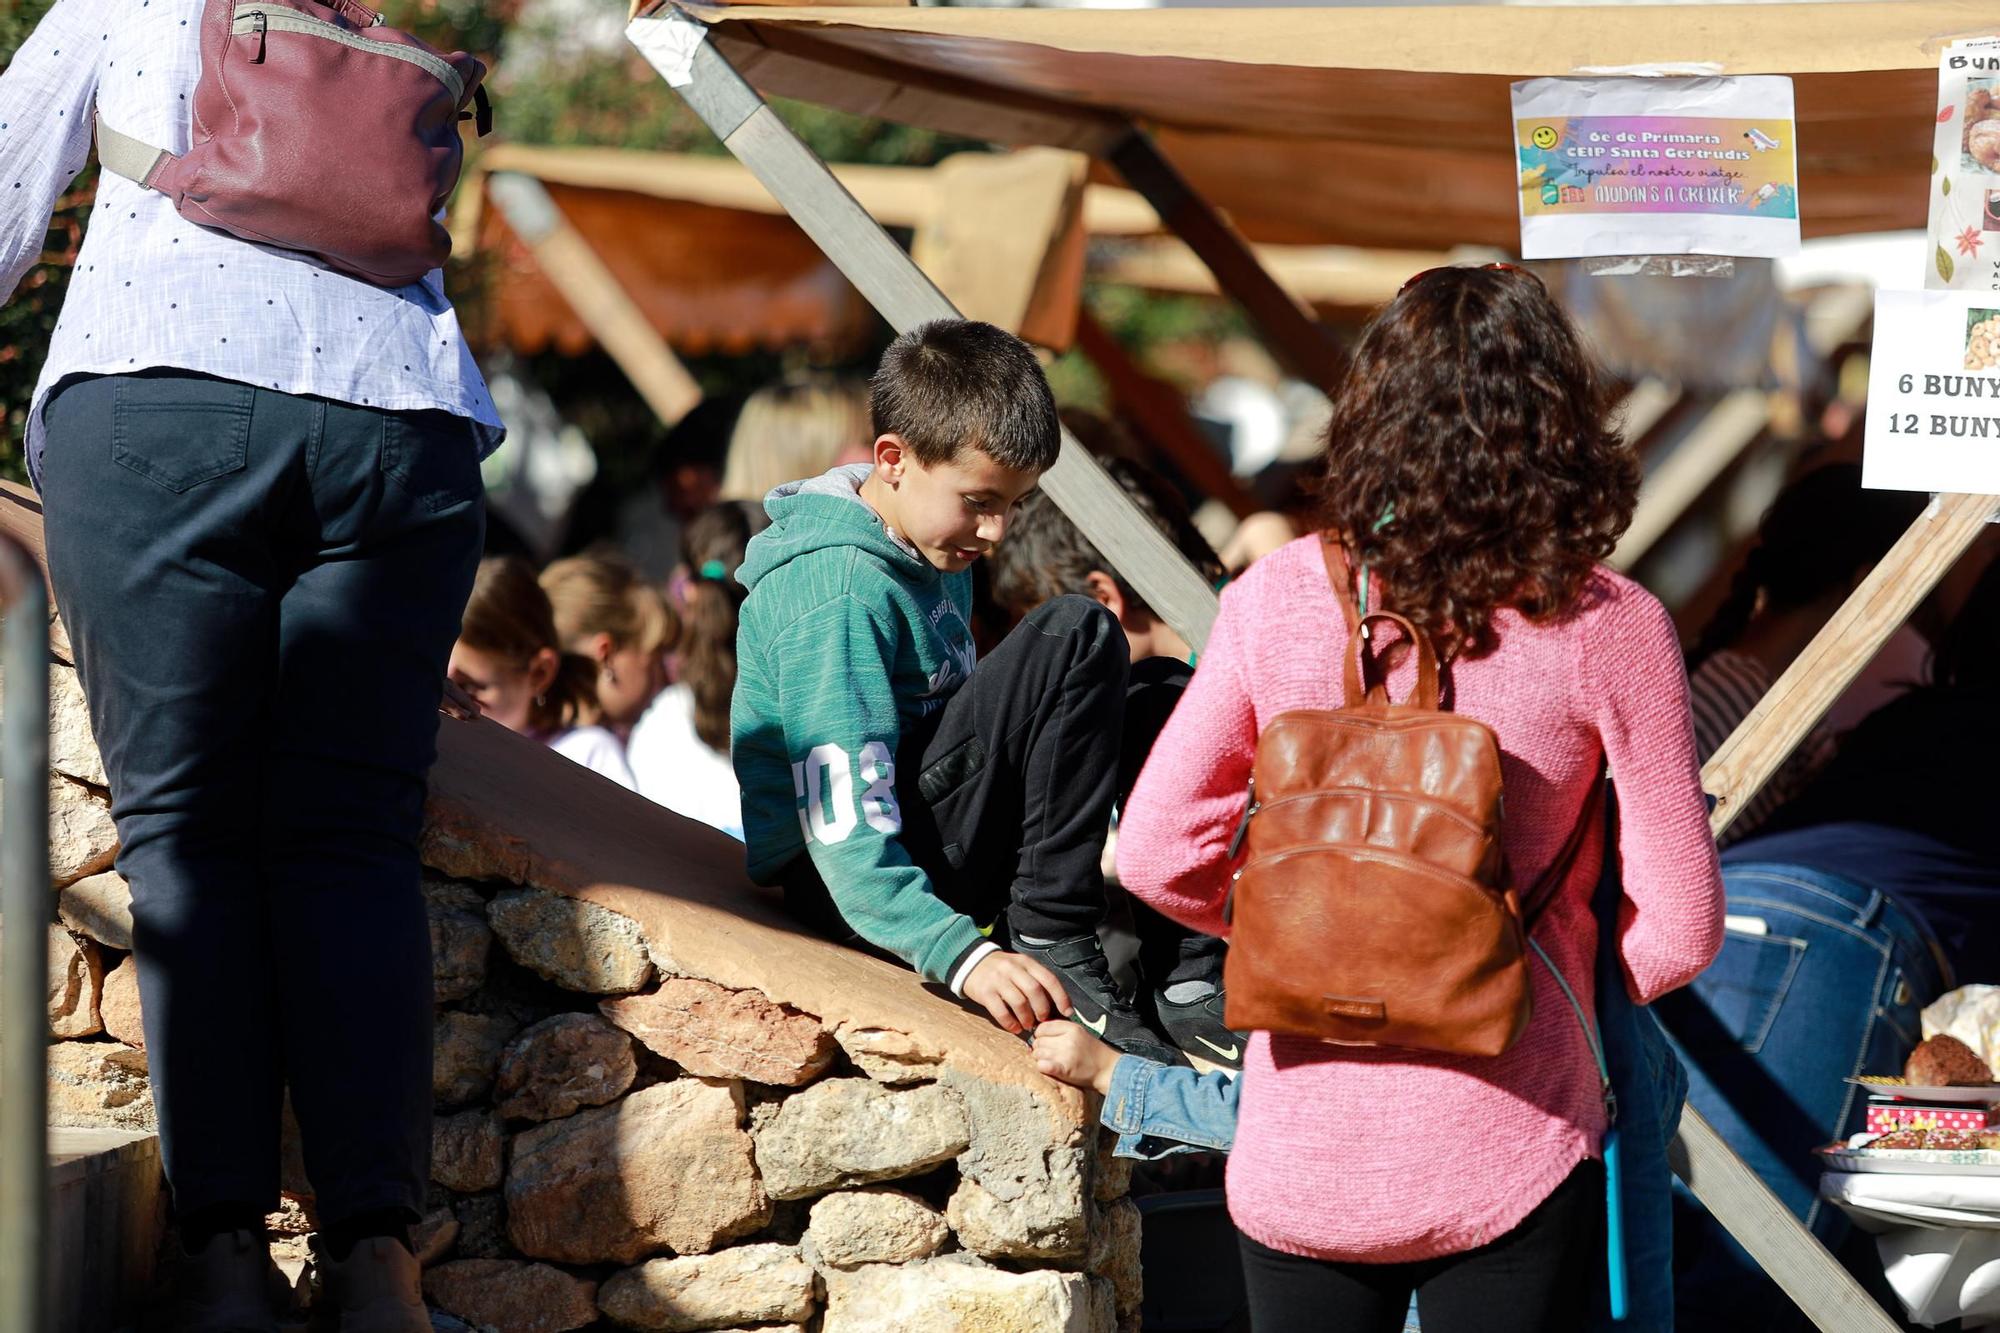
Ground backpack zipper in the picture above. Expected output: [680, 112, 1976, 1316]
[231, 5, 463, 102]
[1226, 778, 1259, 859]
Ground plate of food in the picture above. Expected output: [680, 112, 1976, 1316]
[1820, 1127, 2000, 1175]
[1847, 1035, 2000, 1104]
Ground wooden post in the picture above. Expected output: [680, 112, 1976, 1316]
[1611, 388, 1769, 572]
[1674, 1110, 1902, 1333]
[485, 172, 704, 429]
[1105, 126, 1347, 395]
[635, 16, 1220, 651]
[1702, 491, 1998, 837]
[1073, 310, 1261, 521]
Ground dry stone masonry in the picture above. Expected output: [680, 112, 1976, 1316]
[18, 602, 1142, 1332]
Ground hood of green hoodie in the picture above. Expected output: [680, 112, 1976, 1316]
[737, 464, 938, 593]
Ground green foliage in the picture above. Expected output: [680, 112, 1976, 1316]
[0, 0, 84, 484]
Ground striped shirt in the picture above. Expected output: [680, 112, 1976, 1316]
[1688, 648, 1834, 846]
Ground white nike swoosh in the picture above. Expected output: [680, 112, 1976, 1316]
[1195, 1035, 1241, 1061]
[1077, 1011, 1108, 1036]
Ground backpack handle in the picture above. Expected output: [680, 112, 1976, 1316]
[1344, 612, 1441, 709]
[1322, 535, 1441, 709]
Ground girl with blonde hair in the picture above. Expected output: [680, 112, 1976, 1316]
[718, 375, 872, 506]
[450, 557, 637, 790]
[539, 552, 677, 736]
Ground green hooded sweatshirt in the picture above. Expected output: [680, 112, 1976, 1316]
[730, 465, 989, 986]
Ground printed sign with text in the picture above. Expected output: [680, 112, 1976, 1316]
[1864, 288, 2000, 494]
[1512, 76, 1800, 261]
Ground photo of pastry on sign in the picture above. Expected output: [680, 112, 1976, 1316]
[1865, 288, 2000, 494]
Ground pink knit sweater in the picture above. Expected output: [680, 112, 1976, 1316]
[1117, 537, 1724, 1262]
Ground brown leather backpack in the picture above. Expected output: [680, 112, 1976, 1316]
[1221, 536, 1595, 1057]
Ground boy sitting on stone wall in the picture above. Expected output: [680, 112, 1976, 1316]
[730, 319, 1179, 1064]
[986, 454, 1244, 1071]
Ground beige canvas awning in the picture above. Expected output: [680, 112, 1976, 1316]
[678, 0, 1986, 251]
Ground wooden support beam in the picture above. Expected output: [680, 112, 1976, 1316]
[1105, 127, 1347, 395]
[1702, 491, 1998, 837]
[1673, 1109, 1902, 1333]
[1611, 388, 1768, 572]
[633, 13, 1219, 653]
[486, 173, 704, 429]
[1074, 310, 1260, 521]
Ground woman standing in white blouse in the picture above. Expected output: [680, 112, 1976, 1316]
[2, 2, 498, 1327]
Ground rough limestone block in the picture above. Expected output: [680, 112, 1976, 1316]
[489, 888, 654, 995]
[947, 1169, 1090, 1262]
[99, 955, 144, 1048]
[1087, 1198, 1143, 1324]
[600, 979, 834, 1087]
[434, 1010, 519, 1109]
[43, 925, 104, 1039]
[831, 1024, 943, 1086]
[48, 1041, 154, 1133]
[819, 1259, 1095, 1333]
[596, 1242, 817, 1332]
[1093, 1132, 1133, 1205]
[494, 1013, 637, 1123]
[47, 780, 117, 889]
[422, 1258, 599, 1333]
[45, 663, 107, 787]
[433, 1110, 505, 1194]
[426, 881, 492, 1005]
[412, 1207, 460, 1268]
[57, 870, 131, 950]
[507, 1079, 769, 1265]
[752, 1078, 970, 1201]
[803, 1189, 950, 1271]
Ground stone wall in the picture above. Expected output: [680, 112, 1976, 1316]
[4, 489, 1139, 1333]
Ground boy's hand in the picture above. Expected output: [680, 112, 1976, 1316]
[963, 950, 1072, 1034]
[1033, 1020, 1120, 1096]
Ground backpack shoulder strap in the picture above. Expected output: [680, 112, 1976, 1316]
[1521, 774, 1608, 931]
[95, 117, 174, 190]
[1319, 532, 1362, 626]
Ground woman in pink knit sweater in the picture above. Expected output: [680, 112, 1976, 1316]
[1116, 265, 1725, 1332]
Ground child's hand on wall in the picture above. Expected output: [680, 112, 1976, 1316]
[1032, 1019, 1120, 1096]
[963, 951, 1071, 1034]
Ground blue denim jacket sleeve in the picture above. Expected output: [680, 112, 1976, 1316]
[1102, 1055, 1240, 1160]
[1590, 789, 1688, 1333]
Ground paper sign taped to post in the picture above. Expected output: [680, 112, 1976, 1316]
[1864, 288, 2000, 493]
[1512, 76, 1800, 261]
[1926, 38, 2000, 291]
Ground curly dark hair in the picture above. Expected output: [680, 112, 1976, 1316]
[1316, 265, 1638, 660]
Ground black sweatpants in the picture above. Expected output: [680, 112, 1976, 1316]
[40, 370, 483, 1229]
[783, 593, 1128, 949]
[1236, 1158, 1604, 1333]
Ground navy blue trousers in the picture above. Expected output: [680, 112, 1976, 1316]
[40, 369, 483, 1226]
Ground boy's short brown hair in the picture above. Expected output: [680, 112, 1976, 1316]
[870, 319, 1061, 472]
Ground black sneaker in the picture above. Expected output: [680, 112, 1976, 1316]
[1155, 988, 1246, 1072]
[1015, 934, 1187, 1067]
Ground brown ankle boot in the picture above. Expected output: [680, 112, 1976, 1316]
[309, 1238, 429, 1333]
[161, 1229, 283, 1333]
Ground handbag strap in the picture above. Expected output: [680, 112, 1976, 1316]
[1521, 774, 1607, 931]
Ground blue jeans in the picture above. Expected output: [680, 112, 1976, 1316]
[40, 370, 484, 1227]
[1655, 863, 1947, 1330]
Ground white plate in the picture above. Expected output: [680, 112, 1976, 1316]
[1819, 1148, 2000, 1177]
[1847, 1077, 2000, 1106]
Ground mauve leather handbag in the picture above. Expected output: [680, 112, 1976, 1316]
[95, 0, 491, 287]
